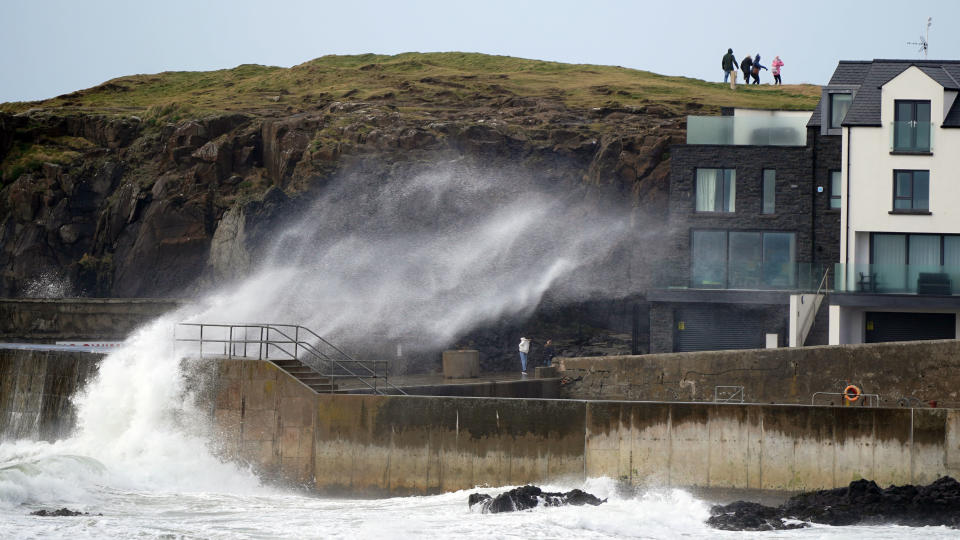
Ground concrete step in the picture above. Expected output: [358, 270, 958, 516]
[307, 383, 336, 392]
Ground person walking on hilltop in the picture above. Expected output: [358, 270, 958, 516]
[771, 55, 784, 85]
[740, 55, 753, 88]
[722, 48, 739, 87]
[518, 336, 531, 376]
[751, 54, 768, 85]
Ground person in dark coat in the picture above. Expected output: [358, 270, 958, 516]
[751, 54, 768, 85]
[722, 48, 739, 83]
[740, 55, 753, 86]
[542, 339, 556, 367]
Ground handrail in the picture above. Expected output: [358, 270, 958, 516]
[798, 266, 831, 344]
[174, 323, 407, 395]
[811, 391, 879, 407]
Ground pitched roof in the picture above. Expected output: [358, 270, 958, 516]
[808, 61, 870, 126]
[809, 60, 960, 128]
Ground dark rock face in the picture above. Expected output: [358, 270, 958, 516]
[468, 485, 605, 513]
[0, 91, 682, 298]
[30, 507, 91, 517]
[708, 477, 960, 531]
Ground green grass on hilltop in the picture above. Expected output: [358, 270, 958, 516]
[0, 52, 821, 118]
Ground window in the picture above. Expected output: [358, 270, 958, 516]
[830, 93, 852, 129]
[829, 170, 842, 209]
[893, 100, 931, 152]
[762, 170, 775, 214]
[893, 170, 929, 211]
[871, 233, 959, 292]
[691, 230, 727, 287]
[695, 168, 735, 212]
[691, 230, 796, 289]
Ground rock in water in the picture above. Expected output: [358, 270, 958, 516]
[468, 485, 605, 513]
[708, 476, 960, 530]
[30, 508, 85, 517]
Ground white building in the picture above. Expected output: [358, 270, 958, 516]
[819, 60, 960, 344]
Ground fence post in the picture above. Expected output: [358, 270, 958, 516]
[228, 326, 233, 359]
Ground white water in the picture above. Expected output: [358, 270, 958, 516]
[0, 165, 949, 537]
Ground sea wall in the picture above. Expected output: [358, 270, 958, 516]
[0, 298, 184, 341]
[213, 358, 960, 495]
[0, 348, 102, 441]
[559, 339, 960, 407]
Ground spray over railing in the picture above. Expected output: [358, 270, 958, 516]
[174, 323, 407, 395]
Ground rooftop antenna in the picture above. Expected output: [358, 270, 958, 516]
[907, 17, 932, 59]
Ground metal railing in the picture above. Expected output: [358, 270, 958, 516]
[797, 266, 831, 343]
[811, 391, 879, 407]
[174, 323, 407, 395]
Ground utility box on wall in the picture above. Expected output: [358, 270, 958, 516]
[442, 350, 480, 379]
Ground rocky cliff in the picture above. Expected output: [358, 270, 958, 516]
[0, 53, 818, 298]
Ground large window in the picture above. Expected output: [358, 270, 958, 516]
[691, 230, 727, 287]
[871, 233, 960, 292]
[830, 93, 852, 129]
[762, 169, 775, 214]
[829, 170, 842, 209]
[893, 170, 929, 211]
[695, 168, 735, 213]
[691, 230, 796, 289]
[893, 100, 931, 152]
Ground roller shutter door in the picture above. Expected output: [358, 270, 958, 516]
[864, 312, 956, 343]
[675, 306, 765, 352]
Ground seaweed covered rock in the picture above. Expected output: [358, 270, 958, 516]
[468, 485, 605, 513]
[708, 476, 960, 530]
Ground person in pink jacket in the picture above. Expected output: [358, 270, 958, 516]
[772, 56, 784, 85]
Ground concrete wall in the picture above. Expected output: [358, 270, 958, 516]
[212, 359, 317, 485]
[212, 357, 960, 496]
[560, 339, 960, 407]
[585, 402, 955, 491]
[0, 348, 102, 441]
[0, 298, 183, 340]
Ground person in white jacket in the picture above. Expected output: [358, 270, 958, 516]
[518, 337, 531, 375]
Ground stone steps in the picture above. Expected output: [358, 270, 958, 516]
[268, 359, 337, 393]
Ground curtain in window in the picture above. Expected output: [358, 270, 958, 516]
[724, 170, 736, 212]
[944, 237, 960, 290]
[696, 169, 718, 211]
[872, 234, 906, 291]
[909, 234, 941, 290]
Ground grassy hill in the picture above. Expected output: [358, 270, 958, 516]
[0, 52, 821, 119]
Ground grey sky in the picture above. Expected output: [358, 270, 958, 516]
[2, 0, 957, 103]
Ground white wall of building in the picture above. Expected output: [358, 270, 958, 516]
[845, 67, 960, 270]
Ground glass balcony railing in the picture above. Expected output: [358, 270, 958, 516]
[835, 263, 960, 295]
[686, 115, 809, 146]
[890, 121, 933, 152]
[661, 263, 831, 291]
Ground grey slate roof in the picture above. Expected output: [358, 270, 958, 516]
[808, 60, 960, 128]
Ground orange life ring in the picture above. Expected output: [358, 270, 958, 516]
[844, 385, 861, 402]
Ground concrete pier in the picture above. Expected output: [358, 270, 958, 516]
[211, 358, 960, 495]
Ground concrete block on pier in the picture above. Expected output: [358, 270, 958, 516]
[442, 350, 480, 379]
[534, 366, 558, 379]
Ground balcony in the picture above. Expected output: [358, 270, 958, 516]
[686, 115, 809, 146]
[661, 263, 830, 291]
[890, 121, 933, 153]
[835, 263, 960, 295]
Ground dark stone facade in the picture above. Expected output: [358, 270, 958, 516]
[649, 127, 841, 353]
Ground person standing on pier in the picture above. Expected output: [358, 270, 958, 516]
[518, 337, 531, 375]
[542, 339, 556, 368]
